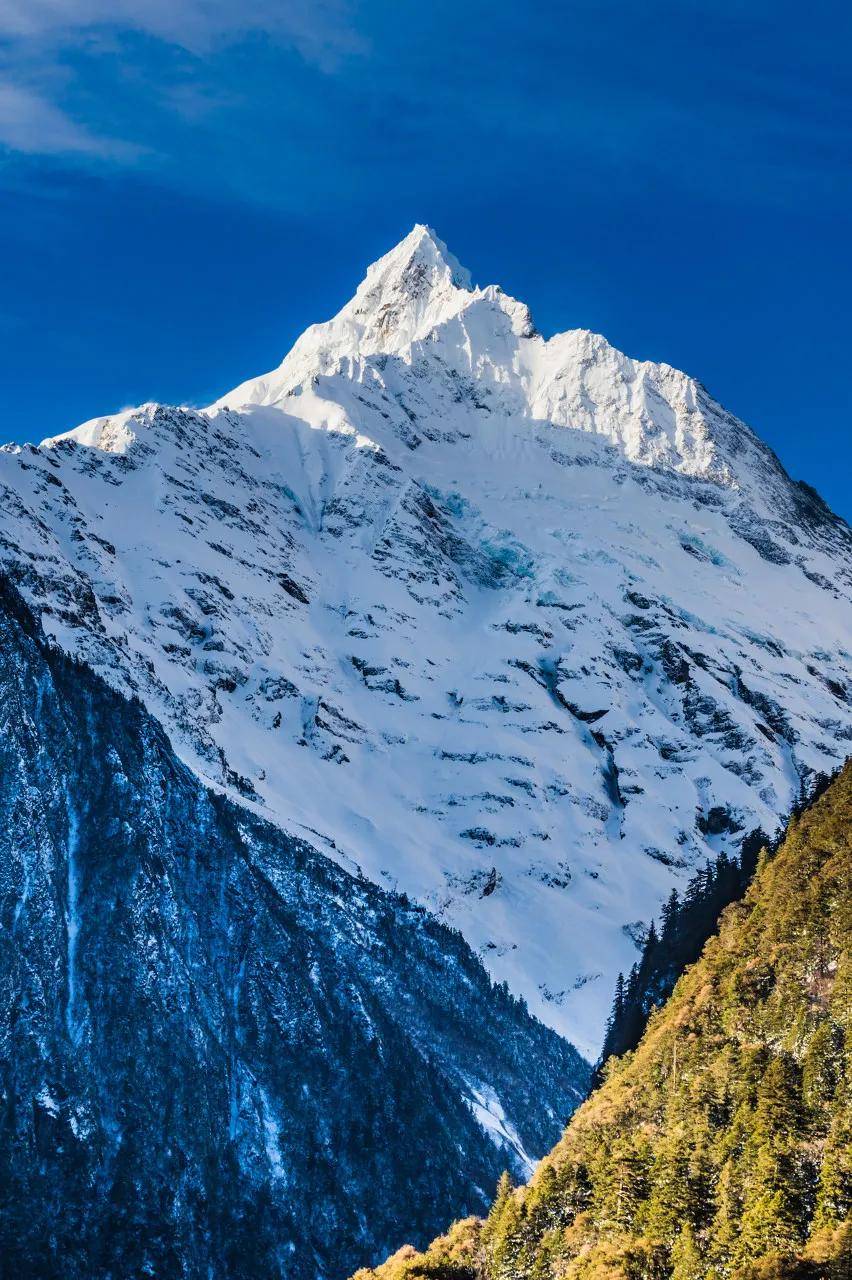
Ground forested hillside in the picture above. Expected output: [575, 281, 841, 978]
[596, 783, 833, 1081]
[354, 762, 852, 1279]
[596, 835, 766, 1078]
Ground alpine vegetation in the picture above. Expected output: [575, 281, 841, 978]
[353, 762, 852, 1280]
[596, 779, 834, 1078]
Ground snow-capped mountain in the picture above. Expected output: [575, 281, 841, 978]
[2, 225, 850, 1056]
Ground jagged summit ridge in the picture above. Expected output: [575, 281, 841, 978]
[2, 227, 850, 1056]
[50, 227, 775, 492]
[211, 227, 743, 487]
[215, 224, 507, 412]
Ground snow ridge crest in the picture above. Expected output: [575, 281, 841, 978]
[46, 226, 761, 490]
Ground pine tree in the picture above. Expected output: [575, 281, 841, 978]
[483, 1171, 522, 1277]
[812, 1104, 852, 1232]
[752, 1055, 803, 1148]
[490, 1170, 515, 1220]
[737, 1181, 801, 1265]
[802, 1020, 843, 1111]
[643, 1128, 697, 1245]
[591, 1134, 650, 1233]
[709, 1157, 743, 1271]
[660, 889, 680, 938]
[611, 972, 626, 1025]
[670, 1223, 704, 1280]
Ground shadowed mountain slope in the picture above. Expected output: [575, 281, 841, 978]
[0, 577, 588, 1280]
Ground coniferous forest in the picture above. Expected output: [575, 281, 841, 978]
[597, 774, 835, 1081]
[354, 762, 852, 1280]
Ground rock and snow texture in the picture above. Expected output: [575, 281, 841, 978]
[0, 577, 588, 1278]
[2, 225, 850, 1057]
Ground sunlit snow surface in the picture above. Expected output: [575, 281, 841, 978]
[2, 226, 850, 1057]
[466, 1082, 539, 1178]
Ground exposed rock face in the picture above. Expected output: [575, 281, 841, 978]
[1, 225, 850, 1054]
[0, 577, 588, 1280]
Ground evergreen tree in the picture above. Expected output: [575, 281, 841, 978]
[491, 1171, 514, 1217]
[812, 1105, 852, 1233]
[482, 1172, 522, 1278]
[643, 1128, 697, 1245]
[802, 1020, 843, 1110]
[590, 1135, 650, 1233]
[660, 889, 680, 938]
[670, 1223, 703, 1280]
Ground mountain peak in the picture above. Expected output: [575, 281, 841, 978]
[342, 223, 473, 345]
[87, 228, 823, 506]
[356, 224, 473, 301]
[214, 225, 477, 408]
[5, 228, 851, 1064]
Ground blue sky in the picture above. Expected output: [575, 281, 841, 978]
[0, 0, 850, 517]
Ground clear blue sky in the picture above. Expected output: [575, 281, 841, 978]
[0, 1, 849, 517]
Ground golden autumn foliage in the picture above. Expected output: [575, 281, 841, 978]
[354, 763, 852, 1280]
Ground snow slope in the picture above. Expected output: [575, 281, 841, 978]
[2, 225, 850, 1056]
